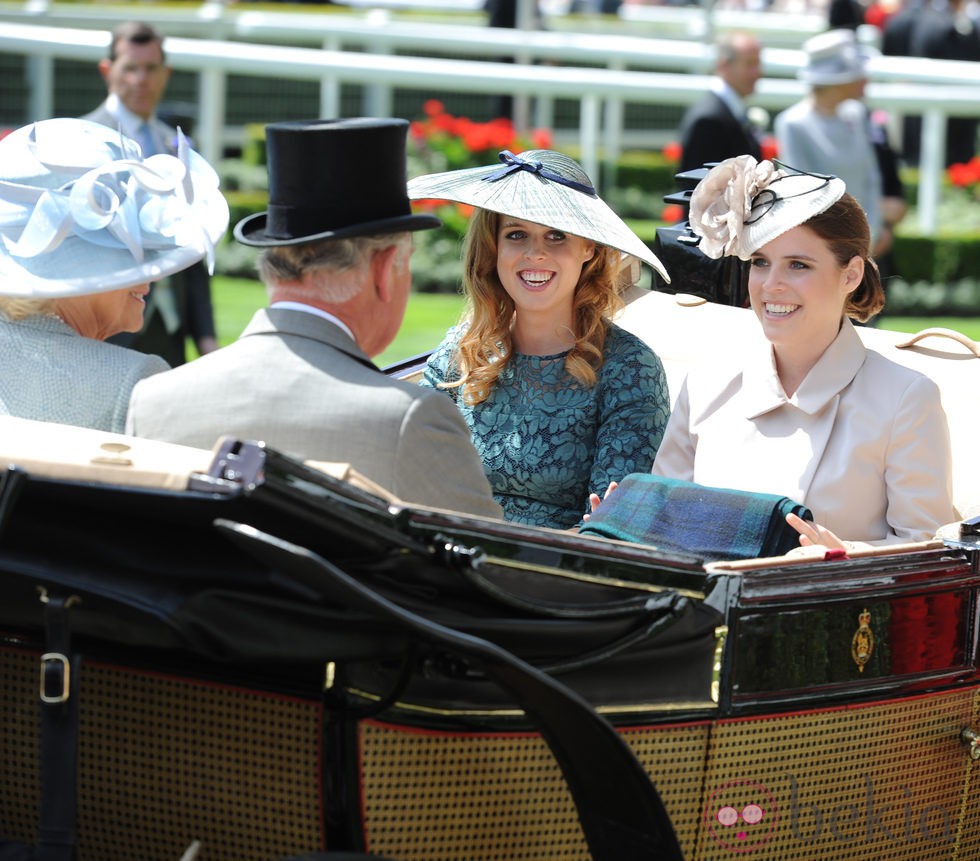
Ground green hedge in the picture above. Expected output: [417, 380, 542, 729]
[882, 278, 980, 316]
[213, 145, 980, 314]
[890, 234, 980, 285]
[225, 190, 267, 231]
[602, 150, 678, 200]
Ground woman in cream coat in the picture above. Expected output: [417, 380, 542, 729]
[653, 156, 955, 550]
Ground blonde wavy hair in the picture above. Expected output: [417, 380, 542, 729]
[447, 207, 624, 406]
[0, 296, 54, 321]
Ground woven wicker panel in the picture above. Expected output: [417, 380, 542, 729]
[951, 686, 980, 858]
[696, 688, 977, 860]
[0, 647, 40, 844]
[358, 718, 711, 860]
[623, 721, 713, 855]
[0, 647, 324, 861]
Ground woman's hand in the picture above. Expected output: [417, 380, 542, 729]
[583, 481, 619, 522]
[785, 512, 847, 551]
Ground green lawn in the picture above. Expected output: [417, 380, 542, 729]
[208, 276, 979, 366]
[875, 316, 980, 341]
[208, 276, 465, 366]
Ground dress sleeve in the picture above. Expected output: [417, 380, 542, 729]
[420, 328, 460, 401]
[587, 330, 671, 507]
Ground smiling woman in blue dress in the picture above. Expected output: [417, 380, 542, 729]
[409, 150, 671, 530]
[652, 155, 956, 550]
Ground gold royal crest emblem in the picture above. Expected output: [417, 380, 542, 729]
[851, 608, 874, 672]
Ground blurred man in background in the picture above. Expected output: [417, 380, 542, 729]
[83, 21, 219, 366]
[678, 32, 763, 173]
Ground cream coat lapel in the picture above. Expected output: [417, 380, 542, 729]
[735, 320, 866, 501]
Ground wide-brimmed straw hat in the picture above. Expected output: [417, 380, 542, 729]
[407, 149, 670, 282]
[688, 155, 846, 261]
[0, 117, 229, 299]
[235, 118, 440, 247]
[800, 29, 873, 86]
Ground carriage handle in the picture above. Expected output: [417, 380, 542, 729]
[896, 327, 980, 358]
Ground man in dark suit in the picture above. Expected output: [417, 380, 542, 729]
[881, 0, 926, 163]
[127, 118, 503, 518]
[678, 32, 763, 173]
[909, 0, 980, 166]
[83, 21, 218, 366]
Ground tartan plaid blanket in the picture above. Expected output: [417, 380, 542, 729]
[580, 473, 813, 561]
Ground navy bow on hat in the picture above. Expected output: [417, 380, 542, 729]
[482, 150, 597, 198]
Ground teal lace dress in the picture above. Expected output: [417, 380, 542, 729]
[421, 322, 671, 529]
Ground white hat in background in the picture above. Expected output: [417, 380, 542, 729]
[800, 28, 876, 86]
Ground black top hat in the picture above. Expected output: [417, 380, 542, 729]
[234, 117, 440, 247]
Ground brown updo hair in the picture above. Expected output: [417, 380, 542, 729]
[802, 192, 885, 323]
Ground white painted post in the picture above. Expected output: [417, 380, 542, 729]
[917, 108, 946, 235]
[198, 66, 224, 164]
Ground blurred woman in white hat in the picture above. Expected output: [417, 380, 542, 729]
[652, 155, 955, 550]
[774, 29, 888, 254]
[0, 117, 228, 432]
[409, 149, 671, 530]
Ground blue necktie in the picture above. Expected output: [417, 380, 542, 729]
[137, 121, 156, 158]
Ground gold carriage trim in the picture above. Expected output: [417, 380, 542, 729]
[851, 608, 875, 672]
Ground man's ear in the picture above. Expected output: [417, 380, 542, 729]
[97, 58, 112, 85]
[371, 244, 400, 303]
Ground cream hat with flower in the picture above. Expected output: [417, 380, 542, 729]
[0, 118, 229, 299]
[688, 155, 846, 261]
[408, 149, 669, 282]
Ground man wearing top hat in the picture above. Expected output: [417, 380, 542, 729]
[126, 117, 502, 518]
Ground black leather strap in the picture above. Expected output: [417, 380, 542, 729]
[36, 591, 80, 861]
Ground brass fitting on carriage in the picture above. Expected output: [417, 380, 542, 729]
[960, 728, 980, 761]
[711, 625, 729, 705]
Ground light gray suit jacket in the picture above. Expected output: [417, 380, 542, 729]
[0, 315, 168, 432]
[126, 308, 503, 518]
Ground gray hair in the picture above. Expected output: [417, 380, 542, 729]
[256, 232, 411, 304]
[716, 31, 757, 66]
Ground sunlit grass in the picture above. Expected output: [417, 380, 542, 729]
[877, 316, 980, 341]
[206, 276, 464, 366]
